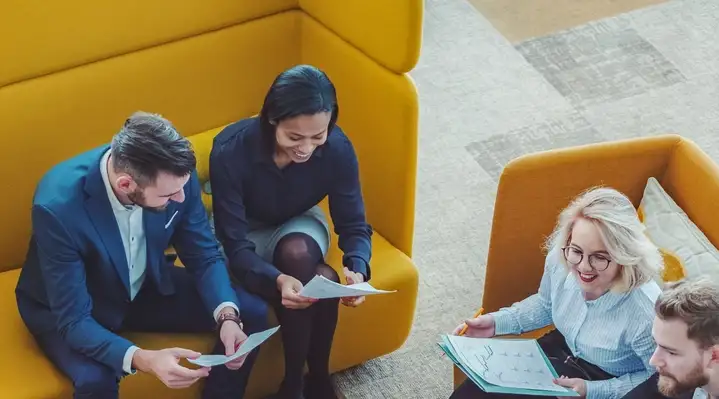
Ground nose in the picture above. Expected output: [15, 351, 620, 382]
[649, 349, 661, 368]
[172, 190, 185, 203]
[577, 257, 593, 272]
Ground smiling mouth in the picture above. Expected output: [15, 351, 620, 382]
[292, 149, 310, 158]
[578, 272, 598, 283]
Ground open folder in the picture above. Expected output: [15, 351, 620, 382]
[438, 335, 579, 397]
[299, 275, 396, 299]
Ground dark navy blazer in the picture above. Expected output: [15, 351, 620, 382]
[15, 145, 238, 376]
[209, 117, 373, 293]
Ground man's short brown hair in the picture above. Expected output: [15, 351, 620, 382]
[656, 277, 719, 349]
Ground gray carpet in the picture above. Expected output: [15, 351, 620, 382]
[332, 0, 719, 397]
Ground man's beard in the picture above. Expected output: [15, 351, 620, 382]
[658, 363, 708, 397]
[127, 189, 167, 213]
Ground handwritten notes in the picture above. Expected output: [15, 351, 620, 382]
[439, 335, 579, 396]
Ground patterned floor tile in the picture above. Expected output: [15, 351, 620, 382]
[516, 21, 685, 108]
[466, 113, 606, 180]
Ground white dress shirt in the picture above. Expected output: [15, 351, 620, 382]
[694, 388, 710, 399]
[99, 150, 237, 374]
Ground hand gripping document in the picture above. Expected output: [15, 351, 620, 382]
[438, 335, 580, 397]
[188, 326, 280, 367]
[299, 275, 396, 299]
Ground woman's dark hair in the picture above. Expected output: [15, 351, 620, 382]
[259, 64, 339, 151]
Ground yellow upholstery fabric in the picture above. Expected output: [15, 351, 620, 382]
[0, 1, 422, 397]
[0, 0, 297, 87]
[0, 11, 302, 272]
[453, 134, 719, 388]
[299, 0, 423, 74]
[300, 14, 420, 255]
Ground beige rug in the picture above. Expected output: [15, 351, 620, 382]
[467, 0, 668, 42]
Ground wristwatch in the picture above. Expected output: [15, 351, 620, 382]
[217, 311, 243, 332]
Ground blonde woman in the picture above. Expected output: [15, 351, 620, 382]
[450, 187, 664, 399]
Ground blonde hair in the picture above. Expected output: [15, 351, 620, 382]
[544, 187, 663, 292]
[656, 278, 719, 349]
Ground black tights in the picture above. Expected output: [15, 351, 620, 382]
[272, 233, 340, 398]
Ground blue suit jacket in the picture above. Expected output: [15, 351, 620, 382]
[15, 145, 239, 376]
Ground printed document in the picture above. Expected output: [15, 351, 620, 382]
[188, 326, 280, 367]
[299, 275, 396, 299]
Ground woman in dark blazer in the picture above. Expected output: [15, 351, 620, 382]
[208, 64, 373, 399]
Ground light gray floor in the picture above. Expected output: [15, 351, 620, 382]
[333, 0, 719, 397]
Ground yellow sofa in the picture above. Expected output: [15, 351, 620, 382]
[0, 1, 422, 397]
[453, 134, 719, 388]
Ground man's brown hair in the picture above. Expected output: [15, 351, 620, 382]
[656, 277, 719, 349]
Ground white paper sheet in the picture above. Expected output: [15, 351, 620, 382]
[188, 326, 280, 367]
[299, 275, 396, 299]
[446, 336, 566, 393]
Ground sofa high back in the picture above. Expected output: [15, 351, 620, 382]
[1, 1, 423, 397]
[0, 0, 422, 271]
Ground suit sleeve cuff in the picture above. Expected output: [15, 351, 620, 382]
[123, 345, 140, 375]
[346, 258, 369, 281]
[213, 302, 239, 321]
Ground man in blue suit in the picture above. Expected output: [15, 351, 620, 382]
[15, 111, 268, 398]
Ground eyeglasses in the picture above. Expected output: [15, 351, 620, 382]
[561, 246, 612, 271]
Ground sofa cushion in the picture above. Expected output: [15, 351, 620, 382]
[0, 0, 297, 87]
[0, 269, 72, 397]
[3, 228, 417, 398]
[639, 177, 719, 283]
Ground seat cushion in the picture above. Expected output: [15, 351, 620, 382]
[2, 229, 417, 398]
[0, 269, 72, 398]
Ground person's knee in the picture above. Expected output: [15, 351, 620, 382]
[73, 364, 119, 398]
[315, 264, 340, 284]
[273, 233, 323, 283]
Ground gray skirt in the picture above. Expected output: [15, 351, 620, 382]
[211, 205, 331, 262]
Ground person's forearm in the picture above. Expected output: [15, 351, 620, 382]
[491, 294, 552, 335]
[228, 246, 282, 291]
[61, 316, 135, 375]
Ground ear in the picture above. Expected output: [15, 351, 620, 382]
[711, 345, 719, 364]
[115, 175, 136, 193]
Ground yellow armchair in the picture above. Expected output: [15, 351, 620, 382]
[0, 1, 422, 397]
[453, 134, 719, 388]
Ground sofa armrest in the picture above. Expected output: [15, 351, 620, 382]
[299, 0, 422, 74]
[481, 135, 681, 313]
[661, 138, 719, 248]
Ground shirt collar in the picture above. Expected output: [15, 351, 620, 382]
[100, 149, 136, 212]
[562, 270, 626, 307]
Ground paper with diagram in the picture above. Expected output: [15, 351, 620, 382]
[188, 326, 280, 367]
[439, 335, 579, 396]
[299, 275, 396, 299]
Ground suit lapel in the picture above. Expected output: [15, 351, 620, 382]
[143, 209, 165, 273]
[84, 148, 130, 296]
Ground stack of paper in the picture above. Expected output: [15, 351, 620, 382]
[188, 326, 280, 367]
[299, 275, 396, 299]
[438, 335, 579, 397]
